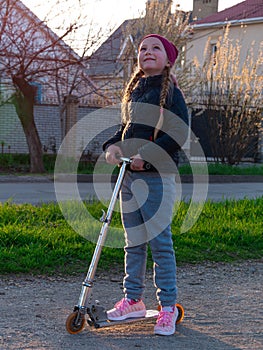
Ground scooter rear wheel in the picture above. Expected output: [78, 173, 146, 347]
[66, 311, 85, 334]
[175, 303, 185, 324]
[157, 303, 185, 324]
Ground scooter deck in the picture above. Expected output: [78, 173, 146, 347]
[94, 309, 159, 328]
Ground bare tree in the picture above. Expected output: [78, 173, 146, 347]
[190, 26, 263, 164]
[0, 0, 112, 172]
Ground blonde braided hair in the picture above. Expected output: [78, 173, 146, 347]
[154, 66, 171, 140]
[121, 69, 143, 124]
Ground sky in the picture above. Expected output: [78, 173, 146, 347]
[22, 0, 242, 27]
[21, 0, 242, 53]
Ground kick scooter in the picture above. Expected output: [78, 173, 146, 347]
[65, 157, 184, 334]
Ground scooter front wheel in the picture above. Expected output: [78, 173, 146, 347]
[66, 311, 85, 334]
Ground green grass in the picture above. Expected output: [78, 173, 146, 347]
[1, 153, 263, 175]
[178, 163, 263, 175]
[171, 199, 263, 263]
[0, 198, 262, 275]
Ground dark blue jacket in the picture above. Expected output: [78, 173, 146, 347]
[103, 75, 189, 172]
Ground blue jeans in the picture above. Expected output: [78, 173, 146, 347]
[120, 171, 177, 306]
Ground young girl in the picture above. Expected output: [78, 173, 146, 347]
[103, 34, 189, 336]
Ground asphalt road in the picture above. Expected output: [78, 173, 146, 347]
[0, 180, 263, 204]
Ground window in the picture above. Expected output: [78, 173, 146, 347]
[29, 82, 42, 103]
[211, 44, 217, 65]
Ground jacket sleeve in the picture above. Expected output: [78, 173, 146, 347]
[138, 88, 189, 164]
[102, 124, 125, 151]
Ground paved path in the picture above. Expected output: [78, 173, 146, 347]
[1, 260, 262, 350]
[0, 180, 263, 204]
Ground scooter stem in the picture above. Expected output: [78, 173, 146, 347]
[77, 158, 131, 309]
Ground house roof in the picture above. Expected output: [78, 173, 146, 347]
[86, 19, 139, 77]
[193, 0, 263, 25]
[18, 0, 81, 61]
[86, 22, 126, 76]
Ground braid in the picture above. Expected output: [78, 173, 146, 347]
[154, 66, 172, 140]
[121, 69, 143, 124]
[159, 66, 171, 108]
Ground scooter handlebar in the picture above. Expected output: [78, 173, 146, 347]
[118, 156, 132, 163]
[118, 156, 152, 170]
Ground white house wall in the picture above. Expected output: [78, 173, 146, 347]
[186, 21, 263, 67]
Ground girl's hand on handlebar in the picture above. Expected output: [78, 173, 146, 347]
[130, 154, 145, 171]
[105, 145, 123, 165]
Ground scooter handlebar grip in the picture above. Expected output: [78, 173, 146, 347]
[143, 161, 152, 170]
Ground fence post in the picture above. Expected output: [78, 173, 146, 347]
[62, 94, 79, 158]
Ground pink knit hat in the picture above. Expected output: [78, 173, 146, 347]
[139, 34, 178, 67]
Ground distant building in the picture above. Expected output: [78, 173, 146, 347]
[186, 0, 263, 163]
[186, 0, 263, 75]
[0, 0, 109, 107]
[192, 0, 219, 20]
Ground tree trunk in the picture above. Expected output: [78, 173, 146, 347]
[12, 74, 45, 173]
[22, 117, 45, 173]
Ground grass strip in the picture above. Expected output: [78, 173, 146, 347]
[0, 198, 262, 275]
[1, 154, 263, 175]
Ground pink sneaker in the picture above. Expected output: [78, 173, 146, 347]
[154, 306, 178, 336]
[107, 298, 146, 321]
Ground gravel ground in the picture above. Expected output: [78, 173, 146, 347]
[0, 260, 262, 350]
